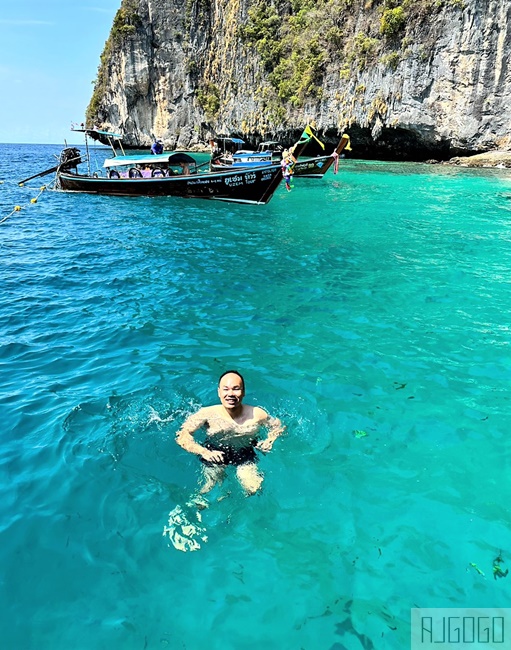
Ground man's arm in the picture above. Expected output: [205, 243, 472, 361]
[175, 409, 224, 463]
[255, 408, 285, 452]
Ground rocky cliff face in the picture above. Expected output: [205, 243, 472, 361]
[87, 0, 511, 159]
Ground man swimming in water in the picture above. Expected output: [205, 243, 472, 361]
[176, 370, 284, 496]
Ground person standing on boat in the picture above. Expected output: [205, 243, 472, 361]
[151, 139, 164, 155]
[210, 141, 222, 165]
[176, 370, 285, 496]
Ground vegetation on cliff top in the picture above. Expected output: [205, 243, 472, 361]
[238, 0, 464, 122]
[86, 0, 142, 126]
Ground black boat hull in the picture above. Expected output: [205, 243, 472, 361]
[292, 155, 336, 177]
[58, 164, 283, 205]
[293, 134, 351, 177]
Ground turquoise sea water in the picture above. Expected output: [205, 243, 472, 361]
[1, 143, 511, 649]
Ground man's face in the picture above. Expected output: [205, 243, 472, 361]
[218, 373, 245, 410]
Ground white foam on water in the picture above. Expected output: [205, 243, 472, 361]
[163, 504, 208, 553]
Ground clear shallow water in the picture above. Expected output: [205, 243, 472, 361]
[1, 143, 511, 649]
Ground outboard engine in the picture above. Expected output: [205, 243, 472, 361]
[59, 147, 82, 172]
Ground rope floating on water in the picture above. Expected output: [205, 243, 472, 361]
[1, 186, 47, 225]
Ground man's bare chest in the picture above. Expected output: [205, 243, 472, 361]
[205, 416, 261, 438]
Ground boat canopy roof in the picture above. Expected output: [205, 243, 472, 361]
[216, 137, 245, 145]
[72, 128, 123, 139]
[167, 152, 196, 164]
[233, 150, 272, 158]
[103, 152, 196, 168]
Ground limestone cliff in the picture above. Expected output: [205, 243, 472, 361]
[86, 0, 511, 159]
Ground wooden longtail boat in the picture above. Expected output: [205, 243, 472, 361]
[291, 134, 351, 177]
[210, 138, 282, 171]
[210, 131, 351, 178]
[53, 130, 283, 205]
[57, 165, 284, 204]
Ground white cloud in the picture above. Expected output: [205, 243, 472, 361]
[85, 7, 118, 14]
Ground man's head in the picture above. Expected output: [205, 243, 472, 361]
[218, 370, 245, 411]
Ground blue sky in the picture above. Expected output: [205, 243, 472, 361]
[0, 1, 120, 144]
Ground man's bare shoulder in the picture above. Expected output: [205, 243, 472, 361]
[181, 405, 217, 425]
[251, 405, 270, 421]
[194, 405, 222, 419]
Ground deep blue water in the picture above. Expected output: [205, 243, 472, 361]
[1, 143, 511, 649]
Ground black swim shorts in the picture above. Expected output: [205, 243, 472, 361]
[201, 440, 257, 466]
